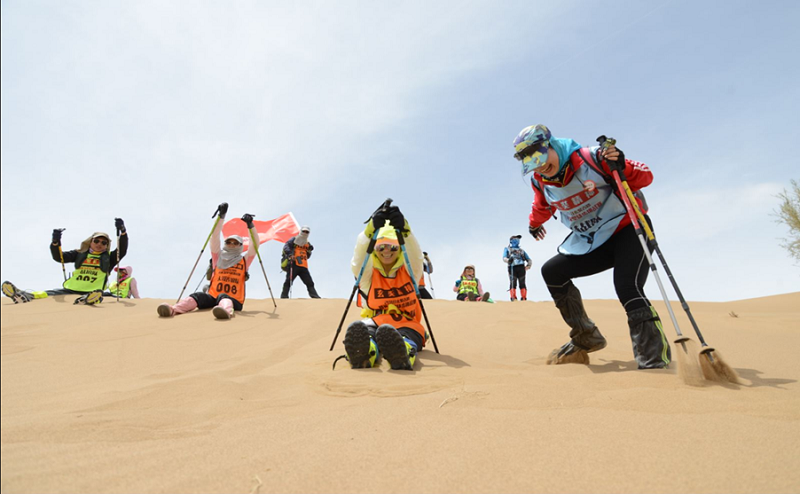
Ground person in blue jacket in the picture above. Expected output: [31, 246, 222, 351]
[503, 235, 532, 301]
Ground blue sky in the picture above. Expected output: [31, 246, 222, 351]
[2, 0, 798, 304]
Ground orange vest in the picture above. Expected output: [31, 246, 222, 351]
[367, 265, 425, 344]
[293, 244, 310, 268]
[208, 258, 247, 305]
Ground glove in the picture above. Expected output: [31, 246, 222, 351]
[372, 205, 403, 228]
[242, 213, 255, 229]
[217, 202, 229, 217]
[366, 205, 401, 237]
[606, 148, 626, 174]
[455, 279, 462, 287]
[529, 224, 546, 241]
[114, 218, 126, 234]
[52, 228, 64, 244]
[387, 208, 406, 232]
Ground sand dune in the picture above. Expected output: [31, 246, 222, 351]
[2, 293, 799, 493]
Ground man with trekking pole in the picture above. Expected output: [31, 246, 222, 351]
[512, 124, 671, 369]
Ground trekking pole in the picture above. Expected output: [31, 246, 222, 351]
[602, 141, 718, 359]
[55, 228, 67, 281]
[115, 224, 121, 303]
[596, 136, 690, 352]
[507, 264, 514, 297]
[395, 222, 439, 354]
[330, 198, 393, 351]
[176, 206, 224, 302]
[288, 258, 294, 299]
[244, 214, 277, 308]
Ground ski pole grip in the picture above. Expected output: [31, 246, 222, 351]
[596, 135, 616, 148]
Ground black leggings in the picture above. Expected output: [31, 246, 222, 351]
[189, 292, 244, 311]
[541, 217, 653, 312]
[508, 264, 527, 290]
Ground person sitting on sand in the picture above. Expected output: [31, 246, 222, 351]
[157, 204, 257, 320]
[2, 218, 128, 306]
[454, 265, 491, 302]
[105, 266, 140, 299]
[336, 203, 426, 370]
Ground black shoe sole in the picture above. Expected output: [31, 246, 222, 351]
[376, 325, 412, 370]
[343, 323, 372, 368]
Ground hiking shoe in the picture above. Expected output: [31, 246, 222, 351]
[2, 281, 32, 304]
[342, 321, 378, 369]
[157, 303, 173, 317]
[467, 292, 478, 301]
[546, 346, 590, 365]
[212, 306, 232, 320]
[481, 292, 491, 302]
[85, 291, 103, 305]
[75, 291, 103, 305]
[376, 324, 415, 371]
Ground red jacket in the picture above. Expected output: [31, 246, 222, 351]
[529, 149, 653, 233]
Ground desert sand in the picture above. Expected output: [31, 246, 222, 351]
[2, 292, 799, 493]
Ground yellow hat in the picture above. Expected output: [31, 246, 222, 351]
[374, 224, 399, 247]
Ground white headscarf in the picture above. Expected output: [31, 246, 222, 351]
[218, 235, 244, 270]
[294, 226, 310, 246]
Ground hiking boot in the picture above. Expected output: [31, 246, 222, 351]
[157, 303, 173, 317]
[212, 306, 232, 320]
[480, 292, 491, 302]
[467, 292, 478, 301]
[628, 306, 671, 369]
[86, 290, 103, 305]
[2, 281, 33, 304]
[549, 284, 606, 364]
[342, 321, 379, 369]
[75, 291, 103, 305]
[376, 324, 416, 370]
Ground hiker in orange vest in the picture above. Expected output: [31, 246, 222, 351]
[280, 225, 320, 299]
[339, 205, 425, 370]
[157, 204, 257, 320]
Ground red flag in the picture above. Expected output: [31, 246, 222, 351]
[222, 213, 300, 252]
